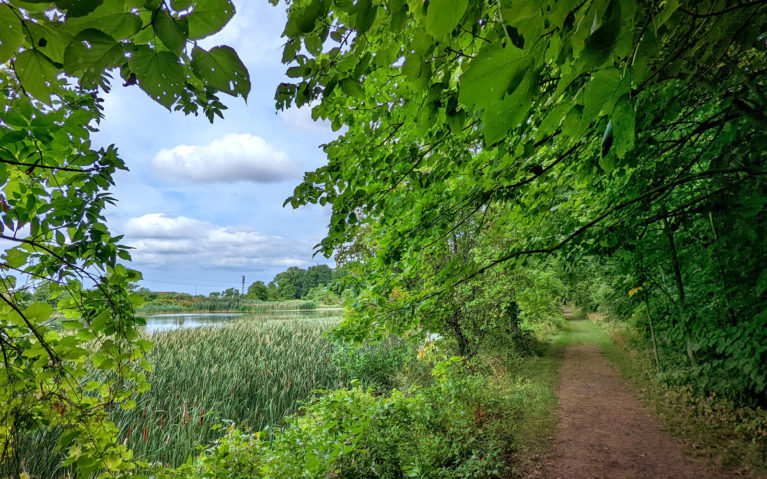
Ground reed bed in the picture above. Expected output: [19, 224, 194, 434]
[138, 299, 318, 314]
[112, 317, 342, 466]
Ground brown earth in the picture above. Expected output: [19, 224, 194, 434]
[531, 342, 739, 479]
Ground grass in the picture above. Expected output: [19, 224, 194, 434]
[5, 315, 344, 476]
[116, 317, 343, 466]
[137, 299, 320, 314]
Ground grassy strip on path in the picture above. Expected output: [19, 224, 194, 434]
[500, 312, 612, 477]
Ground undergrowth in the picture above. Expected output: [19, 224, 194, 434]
[602, 319, 767, 478]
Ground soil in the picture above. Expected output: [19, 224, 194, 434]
[531, 341, 739, 479]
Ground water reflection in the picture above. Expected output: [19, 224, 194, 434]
[144, 309, 342, 333]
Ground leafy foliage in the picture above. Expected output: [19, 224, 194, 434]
[161, 357, 508, 479]
[273, 0, 767, 403]
[0, 0, 249, 474]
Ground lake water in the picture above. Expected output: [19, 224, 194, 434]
[144, 309, 343, 333]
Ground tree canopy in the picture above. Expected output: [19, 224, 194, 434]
[274, 0, 767, 398]
[0, 0, 248, 473]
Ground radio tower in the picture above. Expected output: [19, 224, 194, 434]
[241, 275, 245, 296]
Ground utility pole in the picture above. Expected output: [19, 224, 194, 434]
[241, 275, 245, 296]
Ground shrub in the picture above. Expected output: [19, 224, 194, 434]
[163, 358, 504, 479]
[333, 336, 414, 393]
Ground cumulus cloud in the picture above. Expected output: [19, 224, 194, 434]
[123, 213, 313, 271]
[279, 106, 333, 133]
[152, 134, 299, 183]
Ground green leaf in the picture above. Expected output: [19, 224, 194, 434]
[89, 310, 110, 332]
[182, 0, 235, 40]
[4, 248, 28, 269]
[582, 67, 621, 122]
[296, 0, 322, 33]
[355, 0, 377, 35]
[402, 54, 422, 80]
[611, 94, 634, 158]
[171, 0, 195, 10]
[482, 68, 537, 144]
[65, 4, 142, 41]
[581, 0, 622, 69]
[128, 46, 185, 108]
[154, 9, 188, 55]
[63, 29, 124, 87]
[24, 20, 73, 64]
[425, 0, 468, 39]
[191, 45, 250, 98]
[54, 0, 104, 17]
[15, 50, 62, 103]
[25, 302, 54, 323]
[0, 5, 25, 64]
[458, 45, 527, 110]
[340, 78, 364, 98]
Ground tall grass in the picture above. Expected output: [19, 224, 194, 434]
[115, 318, 342, 466]
[5, 316, 343, 475]
[138, 299, 319, 314]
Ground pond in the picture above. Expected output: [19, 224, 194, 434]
[143, 309, 343, 333]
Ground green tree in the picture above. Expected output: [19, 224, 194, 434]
[273, 0, 767, 400]
[247, 280, 269, 300]
[0, 0, 249, 474]
[221, 287, 240, 298]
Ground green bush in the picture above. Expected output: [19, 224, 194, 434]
[333, 336, 414, 393]
[162, 358, 503, 479]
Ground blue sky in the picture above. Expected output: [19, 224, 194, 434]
[92, 1, 337, 295]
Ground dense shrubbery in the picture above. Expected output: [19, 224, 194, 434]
[333, 336, 414, 393]
[161, 357, 511, 479]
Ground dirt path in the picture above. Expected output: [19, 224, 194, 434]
[537, 340, 736, 479]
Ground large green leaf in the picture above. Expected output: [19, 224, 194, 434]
[582, 67, 622, 122]
[458, 44, 527, 110]
[611, 94, 634, 158]
[154, 9, 188, 54]
[54, 0, 104, 17]
[65, 3, 143, 41]
[0, 5, 25, 64]
[482, 68, 537, 144]
[128, 46, 185, 108]
[15, 50, 61, 103]
[24, 20, 73, 64]
[425, 0, 468, 40]
[580, 0, 622, 69]
[182, 0, 235, 39]
[191, 45, 250, 98]
[63, 29, 124, 87]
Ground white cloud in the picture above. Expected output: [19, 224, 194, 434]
[152, 134, 299, 183]
[122, 213, 313, 271]
[279, 106, 333, 133]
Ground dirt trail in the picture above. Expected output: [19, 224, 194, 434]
[537, 339, 736, 479]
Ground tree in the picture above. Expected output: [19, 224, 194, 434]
[247, 281, 269, 300]
[0, 0, 249, 474]
[221, 287, 240, 298]
[273, 0, 767, 399]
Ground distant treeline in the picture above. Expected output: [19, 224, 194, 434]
[133, 265, 352, 312]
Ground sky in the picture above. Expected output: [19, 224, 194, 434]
[92, 1, 338, 295]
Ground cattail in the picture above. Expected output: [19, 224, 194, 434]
[142, 426, 148, 442]
[128, 424, 133, 439]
